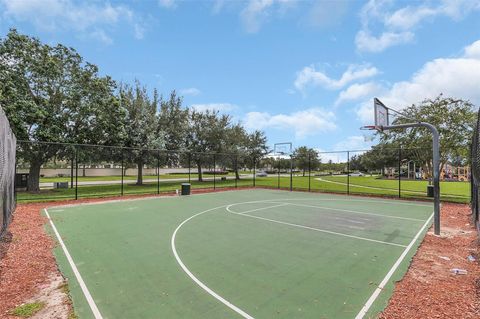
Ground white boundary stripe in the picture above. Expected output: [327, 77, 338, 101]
[229, 203, 289, 215]
[354, 212, 434, 319]
[317, 178, 469, 199]
[257, 197, 432, 208]
[46, 188, 247, 210]
[171, 205, 255, 319]
[285, 202, 425, 222]
[44, 209, 103, 319]
[226, 206, 407, 248]
[44, 187, 432, 211]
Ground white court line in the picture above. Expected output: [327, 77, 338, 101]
[226, 205, 407, 248]
[316, 177, 469, 199]
[44, 209, 103, 319]
[354, 212, 434, 319]
[258, 197, 432, 208]
[285, 202, 425, 222]
[171, 205, 255, 319]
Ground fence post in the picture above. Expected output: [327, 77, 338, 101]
[347, 151, 350, 195]
[188, 152, 191, 183]
[277, 161, 280, 189]
[157, 150, 160, 195]
[253, 156, 256, 187]
[14, 158, 17, 203]
[121, 148, 124, 196]
[213, 154, 216, 190]
[398, 147, 401, 198]
[235, 155, 238, 188]
[290, 155, 293, 191]
[308, 153, 311, 192]
[75, 146, 78, 200]
[70, 154, 74, 189]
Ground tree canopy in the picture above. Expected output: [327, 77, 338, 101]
[0, 30, 268, 190]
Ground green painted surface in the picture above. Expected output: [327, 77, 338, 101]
[46, 189, 432, 318]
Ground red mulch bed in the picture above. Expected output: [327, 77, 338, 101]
[1, 190, 479, 318]
[380, 202, 480, 319]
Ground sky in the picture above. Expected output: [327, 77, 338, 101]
[1, 0, 480, 157]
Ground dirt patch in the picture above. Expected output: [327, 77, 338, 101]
[28, 273, 70, 319]
[380, 202, 480, 319]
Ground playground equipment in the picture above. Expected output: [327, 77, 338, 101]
[441, 164, 470, 182]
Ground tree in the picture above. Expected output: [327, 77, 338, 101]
[224, 125, 268, 179]
[0, 29, 124, 191]
[381, 95, 476, 179]
[158, 91, 188, 166]
[119, 82, 163, 185]
[292, 146, 320, 176]
[185, 110, 232, 181]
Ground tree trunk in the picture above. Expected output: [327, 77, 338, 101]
[197, 162, 203, 182]
[27, 160, 42, 192]
[303, 168, 305, 177]
[235, 168, 240, 180]
[137, 159, 143, 185]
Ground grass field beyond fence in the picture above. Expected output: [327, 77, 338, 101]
[17, 174, 470, 203]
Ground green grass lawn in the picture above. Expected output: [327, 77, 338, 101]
[18, 174, 470, 203]
[17, 177, 255, 202]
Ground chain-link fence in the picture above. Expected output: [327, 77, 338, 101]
[471, 108, 480, 232]
[0, 105, 16, 238]
[15, 141, 471, 204]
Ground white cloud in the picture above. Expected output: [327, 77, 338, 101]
[244, 108, 336, 138]
[333, 135, 370, 152]
[158, 0, 176, 9]
[0, 0, 144, 44]
[464, 40, 480, 59]
[355, 30, 414, 53]
[335, 82, 383, 106]
[294, 64, 379, 92]
[240, 0, 275, 33]
[316, 135, 373, 162]
[212, 0, 226, 14]
[356, 0, 480, 53]
[180, 88, 201, 96]
[386, 0, 480, 30]
[356, 39, 480, 123]
[191, 103, 236, 113]
[89, 29, 113, 45]
[134, 23, 145, 40]
[240, 0, 297, 33]
[306, 0, 348, 27]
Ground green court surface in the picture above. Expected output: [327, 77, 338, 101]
[45, 189, 433, 319]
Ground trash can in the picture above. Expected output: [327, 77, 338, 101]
[427, 185, 434, 197]
[15, 173, 29, 188]
[181, 183, 191, 195]
[54, 182, 69, 189]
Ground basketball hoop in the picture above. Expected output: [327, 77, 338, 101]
[360, 125, 379, 131]
[360, 125, 378, 142]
